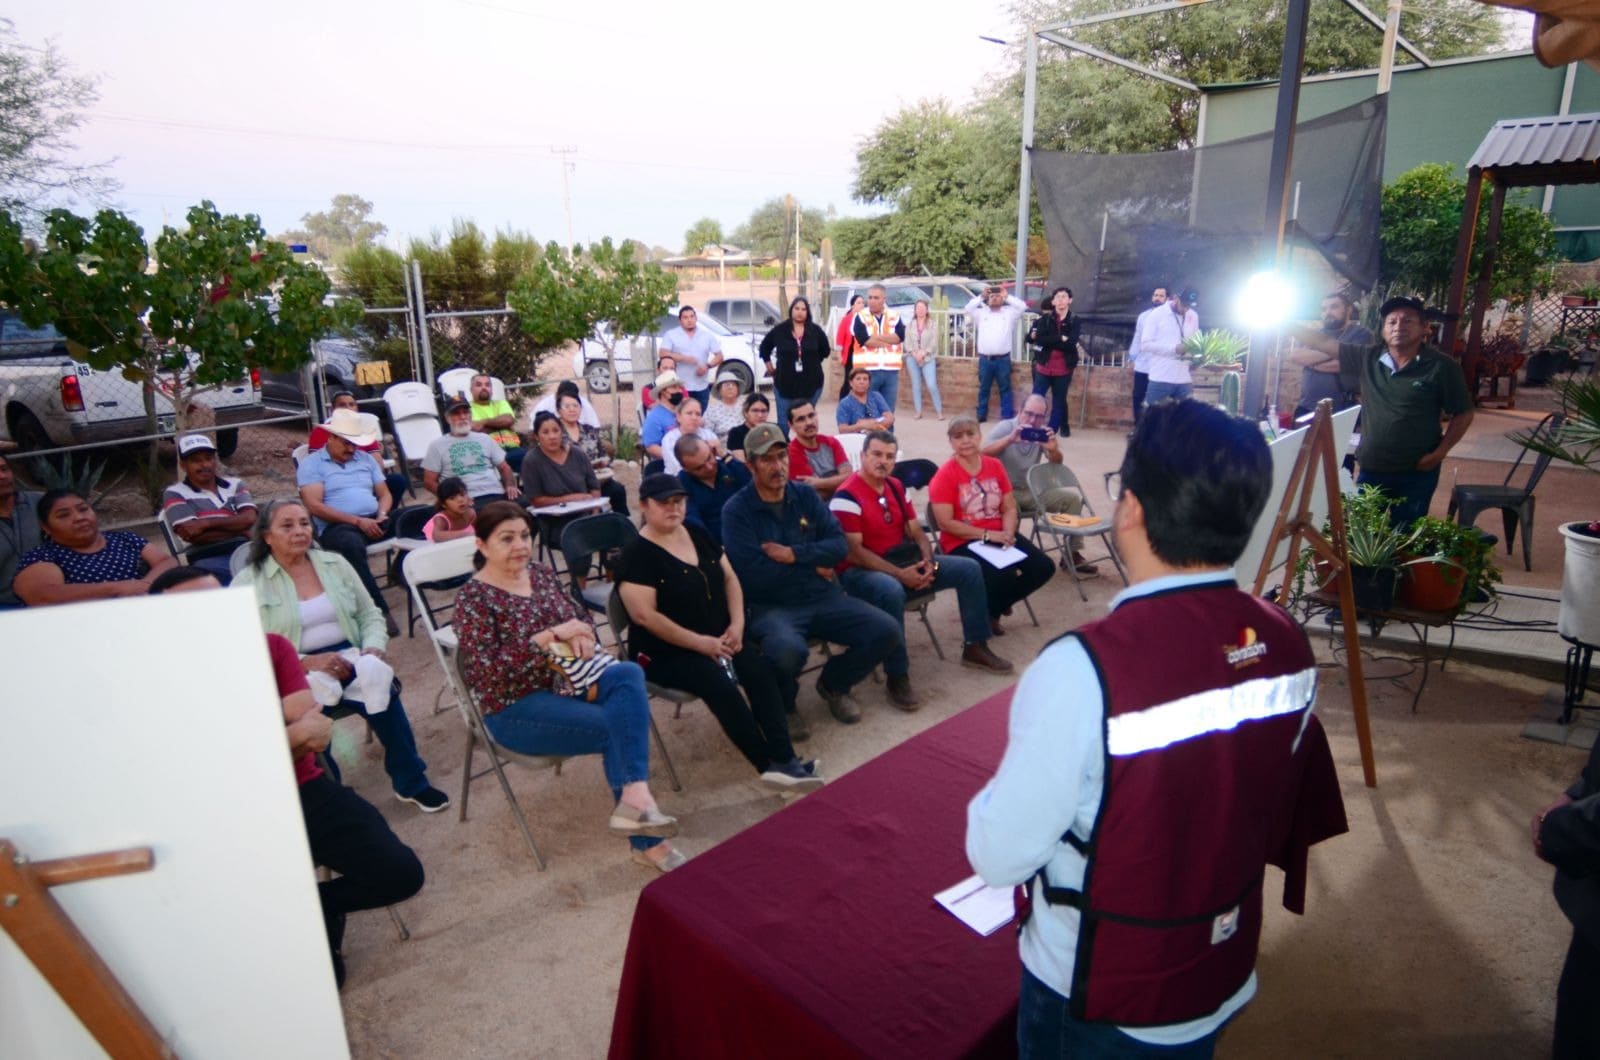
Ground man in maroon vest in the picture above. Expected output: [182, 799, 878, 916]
[967, 398, 1346, 1057]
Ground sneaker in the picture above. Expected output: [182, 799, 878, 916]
[396, 786, 451, 813]
[816, 678, 860, 724]
[759, 758, 825, 793]
[786, 709, 811, 743]
[961, 642, 1014, 674]
[631, 844, 688, 874]
[886, 674, 921, 712]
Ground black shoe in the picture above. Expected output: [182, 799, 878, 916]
[759, 758, 825, 792]
[384, 612, 401, 638]
[396, 785, 451, 813]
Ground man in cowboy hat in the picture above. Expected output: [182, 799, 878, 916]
[297, 407, 400, 633]
[640, 370, 688, 464]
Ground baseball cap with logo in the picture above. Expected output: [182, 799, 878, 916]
[177, 433, 216, 458]
[743, 422, 787, 458]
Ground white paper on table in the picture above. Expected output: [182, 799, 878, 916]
[967, 541, 1027, 570]
[934, 874, 1016, 936]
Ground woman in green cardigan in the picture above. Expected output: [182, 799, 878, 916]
[235, 499, 448, 812]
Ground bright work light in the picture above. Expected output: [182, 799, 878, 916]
[1234, 272, 1294, 330]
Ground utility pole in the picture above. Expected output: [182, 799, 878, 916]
[552, 146, 578, 255]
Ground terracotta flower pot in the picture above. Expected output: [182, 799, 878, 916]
[1400, 560, 1465, 613]
[1562, 294, 1587, 307]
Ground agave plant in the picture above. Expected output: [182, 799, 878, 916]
[1183, 329, 1249, 368]
[1512, 376, 1600, 473]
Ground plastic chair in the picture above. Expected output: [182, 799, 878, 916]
[925, 499, 1037, 627]
[558, 513, 639, 642]
[436, 367, 505, 403]
[383, 382, 442, 480]
[601, 590, 686, 790]
[1447, 411, 1564, 572]
[228, 541, 253, 577]
[290, 443, 310, 469]
[157, 507, 189, 562]
[835, 432, 866, 471]
[1026, 462, 1128, 602]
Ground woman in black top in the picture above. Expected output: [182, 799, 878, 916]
[725, 391, 770, 462]
[1026, 286, 1082, 435]
[758, 296, 832, 435]
[617, 474, 822, 790]
[520, 411, 602, 554]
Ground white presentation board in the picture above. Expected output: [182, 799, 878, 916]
[0, 591, 349, 1059]
[1232, 406, 1361, 588]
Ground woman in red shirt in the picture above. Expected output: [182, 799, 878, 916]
[928, 416, 1056, 635]
[835, 295, 865, 400]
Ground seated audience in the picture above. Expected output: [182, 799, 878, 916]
[722, 423, 902, 732]
[520, 411, 604, 550]
[660, 397, 721, 476]
[785, 401, 851, 500]
[640, 355, 675, 412]
[530, 377, 601, 429]
[553, 387, 627, 515]
[930, 416, 1056, 636]
[675, 434, 750, 545]
[422, 396, 519, 505]
[832, 431, 1012, 690]
[162, 433, 256, 585]
[14, 490, 175, 606]
[452, 502, 685, 873]
[297, 407, 400, 634]
[640, 371, 687, 463]
[0, 453, 44, 608]
[309, 391, 408, 503]
[984, 393, 1097, 575]
[835, 366, 895, 434]
[150, 565, 424, 990]
[423, 477, 476, 542]
[618, 474, 822, 790]
[467, 372, 527, 473]
[234, 500, 449, 813]
[727, 391, 770, 461]
[703, 370, 746, 444]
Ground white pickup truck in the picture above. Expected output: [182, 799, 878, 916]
[0, 311, 263, 458]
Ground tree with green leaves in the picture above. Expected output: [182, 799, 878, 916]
[278, 193, 387, 263]
[1379, 162, 1557, 307]
[730, 197, 831, 258]
[0, 201, 359, 495]
[508, 238, 677, 426]
[405, 221, 546, 381]
[682, 218, 724, 256]
[0, 20, 117, 226]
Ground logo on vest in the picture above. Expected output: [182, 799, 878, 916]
[1224, 627, 1268, 668]
[1211, 906, 1240, 945]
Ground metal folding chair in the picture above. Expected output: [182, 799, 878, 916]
[1026, 462, 1128, 602]
[925, 499, 1037, 627]
[602, 590, 685, 789]
[559, 513, 640, 645]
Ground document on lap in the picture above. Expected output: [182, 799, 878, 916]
[934, 874, 1016, 937]
[966, 542, 1027, 569]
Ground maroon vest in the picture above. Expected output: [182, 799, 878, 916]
[1037, 581, 1318, 1027]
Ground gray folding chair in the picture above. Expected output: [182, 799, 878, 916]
[1026, 462, 1128, 602]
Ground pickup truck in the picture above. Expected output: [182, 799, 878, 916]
[0, 311, 263, 458]
[704, 297, 784, 348]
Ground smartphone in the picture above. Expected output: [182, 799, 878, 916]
[1019, 426, 1050, 443]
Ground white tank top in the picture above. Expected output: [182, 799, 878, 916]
[298, 593, 344, 652]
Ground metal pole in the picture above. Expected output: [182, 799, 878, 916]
[412, 259, 435, 389]
[1244, 0, 1311, 421]
[1376, 0, 1402, 94]
[1545, 63, 1578, 214]
[1014, 27, 1039, 296]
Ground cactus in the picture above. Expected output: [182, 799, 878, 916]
[930, 288, 949, 356]
[1219, 371, 1241, 417]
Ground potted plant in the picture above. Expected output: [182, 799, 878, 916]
[1398, 516, 1502, 613]
[1184, 329, 1248, 371]
[1513, 377, 1600, 644]
[1562, 290, 1587, 308]
[1340, 485, 1412, 611]
[1583, 283, 1600, 307]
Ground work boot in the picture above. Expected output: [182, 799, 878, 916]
[886, 674, 920, 711]
[816, 678, 860, 724]
[786, 708, 811, 743]
[961, 642, 1014, 674]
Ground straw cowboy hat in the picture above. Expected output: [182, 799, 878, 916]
[320, 407, 382, 448]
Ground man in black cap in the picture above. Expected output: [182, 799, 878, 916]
[1290, 295, 1472, 527]
[1139, 288, 1200, 405]
[422, 395, 519, 505]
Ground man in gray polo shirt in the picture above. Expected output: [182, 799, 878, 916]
[982, 393, 1097, 575]
[1290, 294, 1472, 527]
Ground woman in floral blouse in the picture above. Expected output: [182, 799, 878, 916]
[454, 502, 685, 872]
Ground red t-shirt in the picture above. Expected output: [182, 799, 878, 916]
[928, 455, 1012, 553]
[829, 473, 916, 571]
[788, 435, 848, 480]
[267, 632, 323, 785]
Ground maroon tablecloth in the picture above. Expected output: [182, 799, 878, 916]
[608, 688, 1022, 1060]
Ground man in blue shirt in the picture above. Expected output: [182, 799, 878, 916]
[640, 371, 686, 466]
[676, 434, 749, 541]
[660, 306, 723, 409]
[297, 407, 398, 633]
[722, 422, 902, 734]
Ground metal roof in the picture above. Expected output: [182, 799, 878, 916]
[1467, 112, 1600, 186]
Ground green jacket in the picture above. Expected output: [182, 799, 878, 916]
[233, 549, 387, 651]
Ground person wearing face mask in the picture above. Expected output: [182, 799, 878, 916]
[422, 396, 520, 505]
[641, 371, 688, 464]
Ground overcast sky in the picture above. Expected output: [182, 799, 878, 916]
[26, 1, 1018, 252]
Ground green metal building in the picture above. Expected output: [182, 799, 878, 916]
[1199, 51, 1600, 260]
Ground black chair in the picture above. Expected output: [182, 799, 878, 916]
[559, 513, 639, 645]
[1447, 412, 1564, 572]
[891, 458, 938, 492]
[391, 504, 467, 637]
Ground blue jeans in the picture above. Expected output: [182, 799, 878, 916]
[775, 387, 823, 439]
[1144, 380, 1192, 405]
[483, 662, 659, 851]
[321, 641, 430, 799]
[868, 370, 899, 411]
[748, 590, 902, 701]
[384, 471, 411, 504]
[1018, 968, 1222, 1060]
[840, 556, 991, 675]
[977, 355, 1014, 422]
[1032, 368, 1073, 434]
[905, 354, 942, 415]
[1357, 466, 1441, 529]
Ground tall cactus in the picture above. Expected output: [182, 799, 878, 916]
[1219, 370, 1241, 417]
[931, 288, 950, 356]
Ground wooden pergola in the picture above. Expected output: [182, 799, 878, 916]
[1441, 112, 1600, 384]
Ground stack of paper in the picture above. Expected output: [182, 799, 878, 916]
[934, 875, 1016, 936]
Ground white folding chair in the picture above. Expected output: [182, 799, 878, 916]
[383, 382, 442, 480]
[157, 506, 189, 563]
[290, 443, 310, 469]
[435, 366, 488, 402]
[835, 432, 866, 472]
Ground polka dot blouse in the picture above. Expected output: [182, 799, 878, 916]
[17, 531, 148, 586]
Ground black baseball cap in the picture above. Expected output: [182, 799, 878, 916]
[1180, 289, 1200, 306]
[444, 393, 471, 415]
[638, 473, 687, 502]
[1378, 295, 1426, 320]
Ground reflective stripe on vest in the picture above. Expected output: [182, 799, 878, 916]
[852, 309, 903, 372]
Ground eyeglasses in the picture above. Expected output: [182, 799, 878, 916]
[1018, 409, 1045, 421]
[876, 494, 894, 524]
[1104, 472, 1122, 501]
